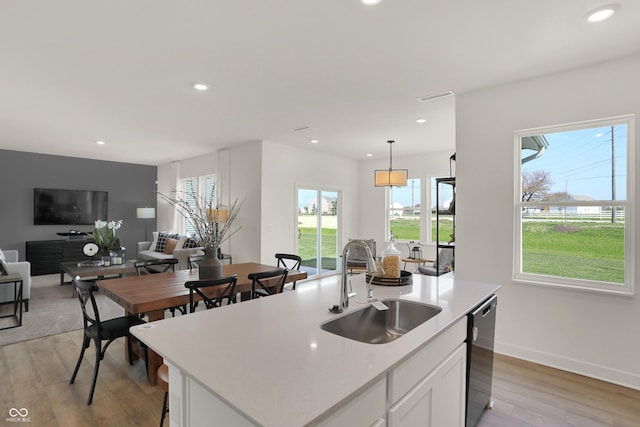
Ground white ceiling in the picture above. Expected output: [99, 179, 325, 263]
[1, 1, 639, 166]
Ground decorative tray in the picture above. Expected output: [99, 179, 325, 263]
[77, 260, 105, 267]
[365, 270, 413, 286]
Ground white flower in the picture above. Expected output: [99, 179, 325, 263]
[107, 220, 123, 230]
[92, 219, 124, 252]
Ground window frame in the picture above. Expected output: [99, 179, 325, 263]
[386, 177, 424, 243]
[513, 115, 635, 295]
[178, 174, 217, 236]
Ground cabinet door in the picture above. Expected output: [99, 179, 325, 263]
[316, 377, 387, 427]
[26, 240, 63, 275]
[388, 344, 466, 427]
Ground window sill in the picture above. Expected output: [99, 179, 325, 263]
[513, 275, 634, 297]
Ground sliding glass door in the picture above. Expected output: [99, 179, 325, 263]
[297, 188, 339, 277]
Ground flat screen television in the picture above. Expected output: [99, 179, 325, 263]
[34, 188, 108, 226]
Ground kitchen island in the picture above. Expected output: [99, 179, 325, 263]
[132, 272, 500, 427]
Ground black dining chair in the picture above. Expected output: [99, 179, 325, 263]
[156, 274, 239, 424]
[184, 275, 239, 312]
[158, 363, 170, 426]
[70, 277, 147, 405]
[248, 269, 288, 299]
[275, 253, 302, 290]
[134, 258, 179, 275]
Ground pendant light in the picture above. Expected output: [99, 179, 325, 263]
[374, 140, 408, 187]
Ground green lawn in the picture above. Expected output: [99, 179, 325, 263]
[390, 216, 453, 243]
[522, 221, 624, 283]
[298, 218, 625, 283]
[298, 227, 338, 270]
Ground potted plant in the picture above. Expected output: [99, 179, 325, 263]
[90, 219, 123, 255]
[157, 187, 242, 279]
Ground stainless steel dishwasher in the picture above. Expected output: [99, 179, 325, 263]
[466, 294, 497, 427]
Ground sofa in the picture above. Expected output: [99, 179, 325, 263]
[136, 232, 203, 270]
[0, 249, 31, 311]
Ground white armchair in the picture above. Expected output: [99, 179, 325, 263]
[1, 250, 31, 311]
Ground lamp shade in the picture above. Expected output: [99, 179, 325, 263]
[374, 169, 408, 187]
[207, 208, 229, 223]
[136, 207, 156, 219]
[374, 140, 409, 187]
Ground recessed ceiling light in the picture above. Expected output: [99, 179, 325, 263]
[416, 118, 427, 124]
[586, 4, 619, 23]
[366, 153, 373, 157]
[361, 0, 382, 5]
[310, 139, 319, 144]
[193, 83, 209, 91]
[95, 140, 106, 145]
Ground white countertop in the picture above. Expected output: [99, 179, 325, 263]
[132, 273, 500, 427]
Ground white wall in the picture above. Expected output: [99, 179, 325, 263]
[157, 141, 363, 266]
[228, 141, 262, 263]
[260, 140, 360, 264]
[456, 54, 640, 389]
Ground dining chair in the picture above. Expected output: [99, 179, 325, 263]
[134, 258, 179, 275]
[156, 275, 239, 424]
[275, 253, 302, 290]
[184, 274, 238, 312]
[158, 363, 170, 426]
[134, 258, 185, 316]
[70, 277, 147, 405]
[248, 269, 288, 299]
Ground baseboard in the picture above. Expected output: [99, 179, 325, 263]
[495, 341, 640, 391]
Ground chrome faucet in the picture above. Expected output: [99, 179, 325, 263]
[330, 240, 377, 313]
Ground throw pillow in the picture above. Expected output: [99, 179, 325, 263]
[155, 233, 179, 253]
[0, 248, 5, 262]
[0, 256, 7, 275]
[150, 230, 175, 251]
[163, 238, 179, 254]
[183, 237, 200, 248]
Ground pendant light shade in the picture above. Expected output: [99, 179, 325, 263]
[374, 140, 408, 187]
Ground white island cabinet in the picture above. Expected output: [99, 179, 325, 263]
[132, 273, 499, 427]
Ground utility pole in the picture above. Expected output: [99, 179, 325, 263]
[611, 126, 616, 223]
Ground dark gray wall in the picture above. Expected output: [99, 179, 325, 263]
[0, 149, 157, 260]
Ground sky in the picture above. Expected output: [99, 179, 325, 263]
[522, 123, 627, 201]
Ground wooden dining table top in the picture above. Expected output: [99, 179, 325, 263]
[96, 262, 307, 316]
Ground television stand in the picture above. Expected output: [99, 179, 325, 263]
[26, 239, 94, 276]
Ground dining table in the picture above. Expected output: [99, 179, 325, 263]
[96, 262, 307, 385]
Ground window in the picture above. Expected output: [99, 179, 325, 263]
[514, 115, 634, 295]
[388, 178, 421, 242]
[296, 187, 340, 277]
[430, 176, 455, 244]
[179, 175, 216, 235]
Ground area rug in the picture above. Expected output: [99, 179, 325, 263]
[0, 274, 124, 347]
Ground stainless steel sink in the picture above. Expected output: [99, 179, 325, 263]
[320, 299, 442, 344]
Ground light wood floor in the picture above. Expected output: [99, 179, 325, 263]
[0, 329, 163, 426]
[1, 331, 639, 426]
[477, 353, 640, 427]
